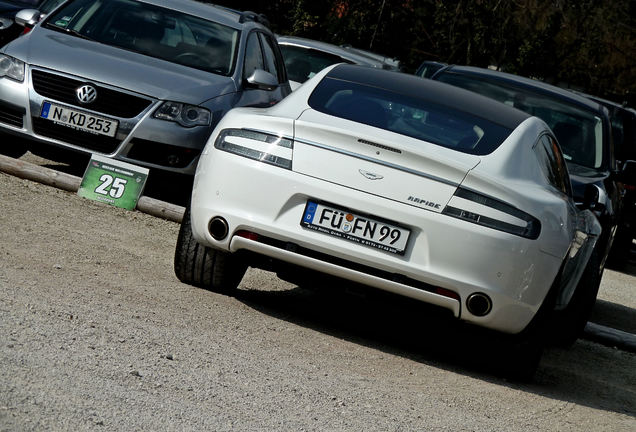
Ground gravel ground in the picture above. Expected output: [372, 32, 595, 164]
[1, 162, 635, 431]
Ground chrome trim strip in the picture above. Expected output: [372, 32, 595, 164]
[293, 136, 459, 187]
[242, 127, 294, 142]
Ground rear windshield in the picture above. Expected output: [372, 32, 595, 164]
[435, 73, 605, 169]
[43, 0, 239, 76]
[308, 77, 514, 155]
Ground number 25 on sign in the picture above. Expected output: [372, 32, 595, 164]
[95, 174, 127, 199]
[78, 154, 149, 210]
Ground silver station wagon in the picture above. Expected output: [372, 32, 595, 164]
[0, 0, 290, 174]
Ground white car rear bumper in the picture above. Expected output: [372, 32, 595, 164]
[191, 149, 562, 334]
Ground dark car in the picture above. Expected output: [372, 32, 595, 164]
[0, 0, 64, 46]
[577, 95, 636, 260]
[430, 65, 632, 343]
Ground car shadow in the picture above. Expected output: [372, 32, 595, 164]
[141, 171, 192, 207]
[233, 274, 635, 418]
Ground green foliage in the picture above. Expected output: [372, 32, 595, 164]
[210, 0, 635, 104]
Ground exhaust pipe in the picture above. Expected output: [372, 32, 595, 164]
[466, 292, 492, 317]
[208, 217, 229, 240]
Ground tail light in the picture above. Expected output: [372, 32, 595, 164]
[442, 187, 541, 239]
[214, 128, 293, 169]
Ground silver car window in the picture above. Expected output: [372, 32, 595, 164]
[279, 44, 353, 82]
[259, 33, 279, 81]
[243, 31, 264, 78]
[43, 0, 239, 76]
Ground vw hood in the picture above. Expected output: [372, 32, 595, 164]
[4, 27, 237, 105]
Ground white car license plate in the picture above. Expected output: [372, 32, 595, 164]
[301, 200, 410, 255]
[40, 102, 118, 137]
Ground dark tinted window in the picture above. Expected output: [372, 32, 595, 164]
[308, 77, 514, 155]
[608, 107, 636, 161]
[435, 72, 605, 169]
[39, 0, 65, 14]
[279, 44, 353, 83]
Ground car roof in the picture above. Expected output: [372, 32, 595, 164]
[575, 91, 635, 120]
[435, 65, 606, 115]
[325, 64, 531, 129]
[339, 44, 401, 70]
[137, 0, 257, 30]
[276, 35, 384, 67]
[576, 92, 623, 109]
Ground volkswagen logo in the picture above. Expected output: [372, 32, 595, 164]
[75, 85, 97, 104]
[359, 169, 384, 180]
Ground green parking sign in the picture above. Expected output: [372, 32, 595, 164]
[78, 154, 149, 210]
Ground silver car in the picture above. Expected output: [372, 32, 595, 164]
[0, 0, 291, 175]
[277, 35, 399, 90]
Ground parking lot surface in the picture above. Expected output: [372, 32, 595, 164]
[1, 161, 635, 431]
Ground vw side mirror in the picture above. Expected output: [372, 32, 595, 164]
[245, 69, 278, 91]
[15, 9, 40, 28]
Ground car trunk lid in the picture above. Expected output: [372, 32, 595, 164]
[292, 109, 481, 212]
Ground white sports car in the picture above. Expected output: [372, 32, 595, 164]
[175, 64, 601, 376]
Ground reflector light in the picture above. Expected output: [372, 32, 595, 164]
[435, 287, 460, 301]
[236, 230, 259, 241]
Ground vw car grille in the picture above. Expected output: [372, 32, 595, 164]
[31, 70, 152, 118]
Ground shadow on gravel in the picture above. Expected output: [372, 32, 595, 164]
[20, 150, 193, 207]
[0, 132, 30, 158]
[234, 278, 635, 418]
[606, 242, 636, 277]
[590, 299, 636, 334]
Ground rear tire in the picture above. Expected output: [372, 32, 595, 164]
[549, 248, 602, 347]
[174, 207, 247, 293]
[500, 331, 545, 382]
[499, 286, 557, 382]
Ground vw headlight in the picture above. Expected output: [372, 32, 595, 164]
[0, 54, 25, 82]
[154, 102, 211, 127]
